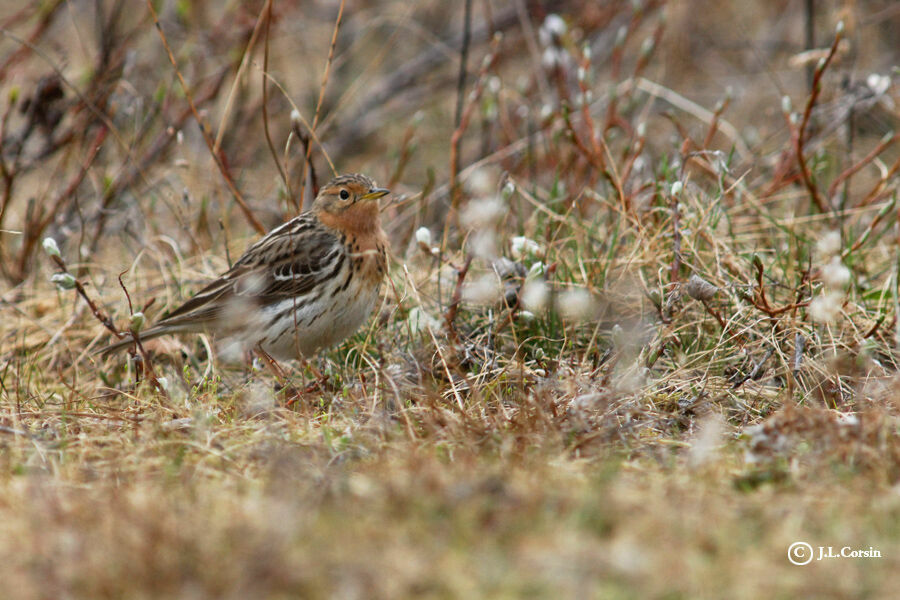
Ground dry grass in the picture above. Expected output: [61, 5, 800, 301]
[2, 0, 900, 597]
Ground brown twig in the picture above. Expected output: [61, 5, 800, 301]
[116, 271, 166, 395]
[670, 187, 682, 283]
[13, 126, 108, 281]
[603, 21, 631, 132]
[50, 255, 119, 337]
[561, 105, 603, 169]
[855, 148, 900, 209]
[443, 256, 473, 343]
[87, 65, 232, 262]
[388, 121, 417, 189]
[299, 0, 345, 202]
[448, 34, 502, 226]
[701, 94, 730, 150]
[863, 314, 886, 339]
[701, 299, 727, 331]
[323, 5, 521, 160]
[633, 20, 663, 79]
[842, 193, 897, 257]
[827, 131, 899, 201]
[803, 0, 816, 91]
[293, 123, 319, 204]
[213, 1, 269, 153]
[0, 0, 65, 80]
[575, 56, 602, 166]
[260, 0, 292, 208]
[145, 0, 265, 235]
[748, 256, 810, 317]
[751, 256, 773, 313]
[790, 24, 844, 214]
[454, 0, 473, 128]
[619, 128, 646, 187]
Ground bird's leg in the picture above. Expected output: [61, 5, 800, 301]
[298, 357, 332, 394]
[255, 346, 287, 379]
[254, 345, 303, 405]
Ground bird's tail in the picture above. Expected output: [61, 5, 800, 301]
[95, 326, 178, 357]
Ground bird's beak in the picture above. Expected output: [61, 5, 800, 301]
[361, 188, 390, 201]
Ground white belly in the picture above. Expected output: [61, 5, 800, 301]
[252, 278, 381, 360]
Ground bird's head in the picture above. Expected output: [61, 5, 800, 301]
[312, 174, 389, 234]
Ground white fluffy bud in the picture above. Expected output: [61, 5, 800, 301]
[809, 291, 842, 323]
[816, 230, 841, 257]
[415, 227, 432, 248]
[510, 236, 542, 260]
[462, 274, 502, 306]
[520, 280, 549, 312]
[51, 272, 76, 291]
[821, 256, 851, 289]
[129, 311, 146, 333]
[558, 288, 596, 322]
[42, 237, 60, 258]
[781, 95, 792, 114]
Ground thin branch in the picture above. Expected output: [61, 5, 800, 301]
[260, 0, 291, 208]
[50, 255, 120, 338]
[454, 0, 473, 128]
[828, 132, 900, 201]
[792, 24, 844, 214]
[213, 1, 270, 153]
[447, 35, 501, 227]
[443, 256, 473, 344]
[300, 0, 345, 203]
[145, 0, 265, 235]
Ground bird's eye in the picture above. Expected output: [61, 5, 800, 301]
[339, 189, 350, 200]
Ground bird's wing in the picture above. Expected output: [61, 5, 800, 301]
[155, 214, 342, 329]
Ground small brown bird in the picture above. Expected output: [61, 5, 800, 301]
[102, 173, 390, 360]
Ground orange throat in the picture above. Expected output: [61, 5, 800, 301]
[318, 200, 388, 285]
[317, 200, 382, 237]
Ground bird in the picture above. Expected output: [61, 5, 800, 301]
[101, 173, 390, 360]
